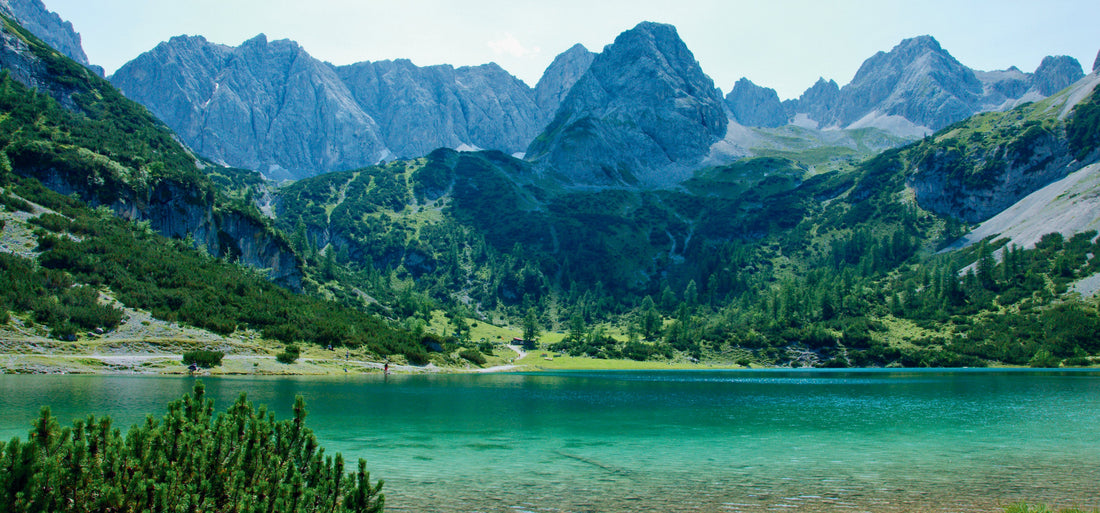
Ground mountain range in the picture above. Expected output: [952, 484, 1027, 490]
[3, 2, 1100, 369]
[105, 18, 1085, 183]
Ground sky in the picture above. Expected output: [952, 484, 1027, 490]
[46, 0, 1100, 101]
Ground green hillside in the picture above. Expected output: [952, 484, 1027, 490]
[2, 9, 1098, 370]
[268, 79, 1100, 368]
[0, 15, 433, 364]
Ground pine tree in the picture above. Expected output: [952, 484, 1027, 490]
[0, 383, 385, 513]
[522, 307, 540, 347]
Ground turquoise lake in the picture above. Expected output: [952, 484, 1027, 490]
[1, 370, 1098, 512]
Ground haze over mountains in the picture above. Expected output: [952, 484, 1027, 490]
[100, 15, 1084, 182]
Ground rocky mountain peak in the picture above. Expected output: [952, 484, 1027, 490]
[1031, 55, 1084, 95]
[525, 21, 727, 186]
[887, 34, 943, 60]
[534, 43, 594, 124]
[725, 77, 786, 128]
[1094, 49, 1100, 72]
[836, 35, 981, 129]
[335, 57, 541, 159]
[111, 33, 389, 181]
[113, 31, 549, 179]
[0, 0, 101, 75]
[789, 77, 840, 127]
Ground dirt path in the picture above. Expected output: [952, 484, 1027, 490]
[471, 344, 530, 373]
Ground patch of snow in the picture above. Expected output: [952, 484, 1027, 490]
[455, 143, 482, 152]
[201, 82, 220, 109]
[512, 152, 526, 159]
[846, 111, 931, 138]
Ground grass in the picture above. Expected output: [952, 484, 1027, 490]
[1004, 502, 1098, 513]
[513, 351, 742, 371]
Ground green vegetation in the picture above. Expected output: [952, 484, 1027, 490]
[277, 344, 302, 364]
[182, 350, 225, 368]
[0, 250, 123, 340]
[3, 10, 1100, 372]
[254, 85, 1100, 369]
[1067, 83, 1100, 160]
[458, 348, 486, 366]
[1005, 503, 1097, 513]
[0, 383, 383, 512]
[0, 17, 212, 199]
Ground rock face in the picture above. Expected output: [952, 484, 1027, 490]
[0, 13, 78, 110]
[0, 0, 101, 75]
[773, 36, 1085, 135]
[525, 22, 727, 186]
[725, 78, 786, 128]
[1094, 49, 1100, 72]
[785, 78, 840, 127]
[1031, 55, 1085, 96]
[907, 130, 1076, 223]
[533, 43, 595, 125]
[905, 75, 1100, 224]
[336, 60, 541, 159]
[0, 21, 303, 289]
[112, 34, 552, 179]
[975, 66, 1032, 108]
[112, 34, 389, 181]
[32, 169, 303, 289]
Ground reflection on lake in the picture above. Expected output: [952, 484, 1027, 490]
[2, 369, 1098, 512]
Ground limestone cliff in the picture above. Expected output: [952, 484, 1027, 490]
[533, 43, 595, 126]
[112, 34, 389, 181]
[336, 59, 541, 159]
[0, 0, 100, 75]
[525, 22, 727, 187]
[778, 36, 1084, 136]
[725, 78, 786, 128]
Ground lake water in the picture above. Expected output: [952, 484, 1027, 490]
[1, 370, 1098, 512]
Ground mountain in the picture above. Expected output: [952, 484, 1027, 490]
[0, 17, 302, 288]
[335, 59, 541, 159]
[779, 36, 1084, 137]
[533, 43, 595, 126]
[0, 0, 100, 75]
[262, 67, 1100, 367]
[111, 35, 565, 180]
[8, 6, 1100, 370]
[907, 71, 1100, 223]
[785, 78, 840, 128]
[1031, 55, 1086, 95]
[111, 34, 389, 182]
[725, 78, 786, 128]
[525, 22, 727, 187]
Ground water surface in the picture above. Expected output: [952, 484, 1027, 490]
[1, 369, 1098, 512]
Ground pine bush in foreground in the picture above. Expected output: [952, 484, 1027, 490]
[0, 382, 384, 512]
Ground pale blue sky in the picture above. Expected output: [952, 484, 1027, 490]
[47, 0, 1100, 100]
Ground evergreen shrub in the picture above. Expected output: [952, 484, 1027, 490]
[182, 350, 225, 368]
[0, 382, 384, 512]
